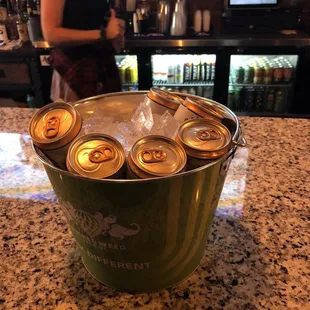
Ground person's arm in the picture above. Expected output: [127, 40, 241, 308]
[41, 0, 120, 47]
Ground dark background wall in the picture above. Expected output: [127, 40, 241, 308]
[132, 0, 309, 34]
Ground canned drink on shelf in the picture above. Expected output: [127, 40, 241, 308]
[273, 65, 284, 83]
[29, 102, 82, 169]
[283, 65, 294, 83]
[235, 66, 245, 84]
[127, 135, 187, 179]
[184, 62, 192, 82]
[203, 86, 213, 99]
[266, 88, 275, 111]
[175, 119, 232, 170]
[254, 87, 265, 112]
[210, 62, 216, 81]
[66, 134, 126, 179]
[234, 86, 245, 111]
[196, 86, 204, 97]
[244, 87, 256, 112]
[263, 66, 273, 84]
[206, 62, 211, 81]
[175, 64, 183, 84]
[144, 88, 184, 115]
[227, 86, 235, 110]
[253, 66, 264, 84]
[274, 89, 286, 113]
[244, 66, 254, 84]
[188, 87, 196, 96]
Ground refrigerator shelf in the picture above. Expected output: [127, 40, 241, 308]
[229, 83, 293, 88]
[122, 83, 138, 86]
[153, 82, 214, 87]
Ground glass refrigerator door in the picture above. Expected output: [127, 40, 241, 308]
[115, 55, 139, 91]
[151, 54, 216, 99]
[228, 55, 298, 114]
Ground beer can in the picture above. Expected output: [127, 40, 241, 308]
[66, 134, 126, 179]
[174, 96, 231, 124]
[144, 88, 184, 115]
[127, 135, 187, 179]
[175, 119, 231, 170]
[29, 102, 82, 169]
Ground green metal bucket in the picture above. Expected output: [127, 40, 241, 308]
[33, 92, 246, 293]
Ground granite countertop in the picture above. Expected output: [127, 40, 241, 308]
[0, 107, 309, 310]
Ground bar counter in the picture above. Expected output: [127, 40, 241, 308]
[0, 107, 309, 309]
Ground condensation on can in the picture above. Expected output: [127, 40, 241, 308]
[29, 102, 82, 169]
[127, 135, 187, 179]
[66, 134, 126, 179]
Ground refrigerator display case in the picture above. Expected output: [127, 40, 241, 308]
[115, 55, 139, 91]
[227, 54, 298, 114]
[151, 54, 216, 99]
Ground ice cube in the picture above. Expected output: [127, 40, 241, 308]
[131, 102, 154, 135]
[151, 111, 180, 139]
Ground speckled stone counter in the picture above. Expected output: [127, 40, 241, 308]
[0, 107, 309, 310]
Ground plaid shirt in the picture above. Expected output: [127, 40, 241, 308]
[48, 42, 122, 100]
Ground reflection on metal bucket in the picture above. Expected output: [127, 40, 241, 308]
[33, 91, 246, 293]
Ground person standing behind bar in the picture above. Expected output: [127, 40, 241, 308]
[41, 0, 123, 102]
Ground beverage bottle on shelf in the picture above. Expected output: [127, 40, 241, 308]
[210, 61, 215, 81]
[188, 87, 196, 95]
[273, 63, 284, 84]
[253, 66, 264, 84]
[255, 87, 265, 112]
[203, 86, 213, 99]
[283, 61, 294, 84]
[16, 7, 29, 42]
[244, 87, 256, 112]
[206, 60, 211, 81]
[263, 64, 273, 85]
[227, 86, 234, 110]
[244, 65, 254, 84]
[167, 63, 175, 84]
[234, 86, 244, 111]
[184, 58, 192, 83]
[26, 0, 33, 17]
[192, 55, 200, 82]
[5, 0, 18, 40]
[274, 89, 286, 113]
[175, 63, 183, 84]
[235, 66, 245, 84]
[196, 86, 203, 97]
[266, 88, 275, 112]
[199, 55, 206, 81]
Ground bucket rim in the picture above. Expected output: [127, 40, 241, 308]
[34, 91, 243, 184]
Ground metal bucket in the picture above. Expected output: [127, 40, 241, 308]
[33, 91, 246, 293]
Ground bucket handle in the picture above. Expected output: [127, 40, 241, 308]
[232, 135, 247, 147]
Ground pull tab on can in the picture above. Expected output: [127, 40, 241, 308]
[89, 146, 115, 163]
[140, 149, 167, 163]
[196, 129, 220, 141]
[44, 116, 60, 139]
